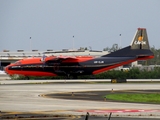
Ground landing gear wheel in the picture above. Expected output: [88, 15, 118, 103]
[25, 76, 29, 80]
[72, 75, 78, 79]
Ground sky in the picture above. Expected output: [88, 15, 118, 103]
[0, 0, 160, 52]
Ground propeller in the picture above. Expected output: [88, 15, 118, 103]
[41, 54, 47, 69]
[41, 54, 46, 62]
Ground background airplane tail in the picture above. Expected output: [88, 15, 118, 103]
[130, 28, 150, 50]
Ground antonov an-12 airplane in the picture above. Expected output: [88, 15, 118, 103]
[5, 28, 154, 79]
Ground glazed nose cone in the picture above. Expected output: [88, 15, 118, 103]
[4, 66, 9, 74]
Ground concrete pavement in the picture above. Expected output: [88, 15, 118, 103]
[0, 80, 160, 119]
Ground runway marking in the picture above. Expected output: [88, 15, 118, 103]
[78, 109, 160, 113]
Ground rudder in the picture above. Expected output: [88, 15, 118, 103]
[130, 28, 150, 50]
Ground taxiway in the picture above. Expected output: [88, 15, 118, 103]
[0, 80, 160, 119]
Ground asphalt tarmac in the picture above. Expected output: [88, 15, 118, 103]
[0, 80, 160, 120]
[45, 90, 160, 104]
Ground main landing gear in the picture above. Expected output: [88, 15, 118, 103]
[66, 74, 78, 79]
[25, 76, 30, 80]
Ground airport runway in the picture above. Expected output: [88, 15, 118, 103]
[0, 80, 160, 119]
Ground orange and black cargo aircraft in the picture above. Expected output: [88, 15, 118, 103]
[5, 28, 154, 79]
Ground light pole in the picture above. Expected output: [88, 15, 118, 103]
[119, 34, 121, 49]
[30, 37, 32, 51]
[73, 36, 74, 50]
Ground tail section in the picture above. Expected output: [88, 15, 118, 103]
[103, 28, 154, 58]
[131, 28, 150, 50]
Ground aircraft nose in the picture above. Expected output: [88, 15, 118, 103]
[4, 66, 9, 74]
[4, 66, 8, 74]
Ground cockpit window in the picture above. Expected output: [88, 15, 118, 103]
[14, 61, 21, 65]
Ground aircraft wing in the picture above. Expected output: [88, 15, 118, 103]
[45, 56, 78, 63]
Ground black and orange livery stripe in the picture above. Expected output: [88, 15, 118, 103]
[5, 28, 154, 77]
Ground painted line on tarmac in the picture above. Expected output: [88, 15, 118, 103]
[77, 109, 160, 113]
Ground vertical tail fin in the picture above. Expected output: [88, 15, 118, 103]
[131, 28, 150, 50]
[103, 28, 154, 57]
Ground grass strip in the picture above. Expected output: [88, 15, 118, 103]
[105, 93, 160, 104]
